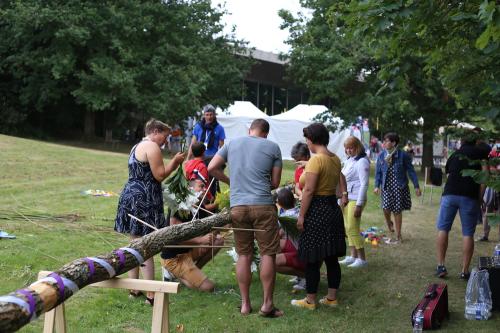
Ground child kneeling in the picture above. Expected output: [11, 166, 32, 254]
[275, 188, 305, 289]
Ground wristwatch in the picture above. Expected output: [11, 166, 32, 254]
[342, 191, 348, 196]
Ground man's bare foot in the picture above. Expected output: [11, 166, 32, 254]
[239, 303, 252, 315]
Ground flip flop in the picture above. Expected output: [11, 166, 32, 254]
[145, 297, 154, 306]
[259, 307, 284, 318]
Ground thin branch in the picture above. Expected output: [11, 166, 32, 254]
[163, 245, 232, 248]
[128, 214, 159, 231]
[13, 208, 50, 230]
[212, 227, 265, 232]
[191, 177, 215, 222]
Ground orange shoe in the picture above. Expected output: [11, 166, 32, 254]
[319, 297, 338, 307]
[291, 298, 316, 310]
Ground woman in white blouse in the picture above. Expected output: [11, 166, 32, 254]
[339, 136, 370, 268]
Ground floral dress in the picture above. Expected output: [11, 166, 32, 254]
[115, 144, 166, 236]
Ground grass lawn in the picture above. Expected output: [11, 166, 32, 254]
[1, 133, 499, 333]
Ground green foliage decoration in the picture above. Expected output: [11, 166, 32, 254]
[166, 165, 191, 205]
[277, 215, 300, 241]
[214, 189, 230, 210]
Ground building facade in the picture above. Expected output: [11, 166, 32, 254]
[240, 49, 309, 115]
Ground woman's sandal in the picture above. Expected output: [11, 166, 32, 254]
[145, 297, 154, 306]
[128, 291, 143, 299]
[258, 307, 284, 318]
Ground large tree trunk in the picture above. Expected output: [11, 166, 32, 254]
[83, 109, 96, 139]
[421, 117, 434, 176]
[0, 210, 231, 333]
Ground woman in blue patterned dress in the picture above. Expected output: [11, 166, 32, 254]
[115, 119, 185, 303]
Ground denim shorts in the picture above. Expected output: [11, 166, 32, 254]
[436, 195, 480, 236]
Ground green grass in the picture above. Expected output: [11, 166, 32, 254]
[1, 133, 499, 332]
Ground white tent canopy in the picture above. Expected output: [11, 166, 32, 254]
[272, 104, 327, 122]
[217, 102, 352, 160]
[216, 101, 269, 118]
[273, 104, 344, 128]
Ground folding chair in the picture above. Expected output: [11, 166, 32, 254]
[420, 167, 444, 204]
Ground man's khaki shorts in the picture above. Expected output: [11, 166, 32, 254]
[230, 205, 280, 256]
[161, 252, 207, 288]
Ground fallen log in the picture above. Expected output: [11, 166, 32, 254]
[0, 209, 231, 332]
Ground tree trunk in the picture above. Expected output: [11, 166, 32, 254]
[83, 109, 95, 139]
[421, 118, 434, 176]
[0, 210, 231, 333]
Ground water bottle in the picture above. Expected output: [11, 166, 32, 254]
[413, 309, 424, 332]
[494, 244, 500, 266]
[465, 303, 490, 320]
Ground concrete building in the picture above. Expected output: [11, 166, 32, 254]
[239, 49, 309, 115]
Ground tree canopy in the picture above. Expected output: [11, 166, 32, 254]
[0, 0, 250, 138]
[339, 0, 500, 128]
[281, 0, 500, 168]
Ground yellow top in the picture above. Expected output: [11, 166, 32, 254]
[299, 153, 341, 195]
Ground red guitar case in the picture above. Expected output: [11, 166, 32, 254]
[411, 283, 449, 330]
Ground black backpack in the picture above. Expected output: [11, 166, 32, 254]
[430, 167, 443, 186]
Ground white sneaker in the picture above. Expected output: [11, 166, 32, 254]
[338, 256, 355, 265]
[348, 258, 367, 268]
[289, 276, 299, 284]
[293, 278, 306, 291]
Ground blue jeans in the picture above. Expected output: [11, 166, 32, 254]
[436, 195, 480, 236]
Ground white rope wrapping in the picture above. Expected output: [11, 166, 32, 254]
[120, 247, 144, 264]
[0, 296, 31, 320]
[32, 276, 79, 295]
[87, 257, 116, 278]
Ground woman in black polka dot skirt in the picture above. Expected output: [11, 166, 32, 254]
[291, 123, 347, 310]
[374, 132, 421, 244]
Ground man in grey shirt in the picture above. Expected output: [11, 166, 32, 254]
[208, 118, 283, 318]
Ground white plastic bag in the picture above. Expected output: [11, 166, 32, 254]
[464, 268, 492, 320]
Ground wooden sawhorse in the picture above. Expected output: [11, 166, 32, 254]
[38, 271, 180, 333]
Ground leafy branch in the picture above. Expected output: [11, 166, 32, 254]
[166, 165, 191, 204]
[458, 152, 499, 191]
[278, 215, 300, 241]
